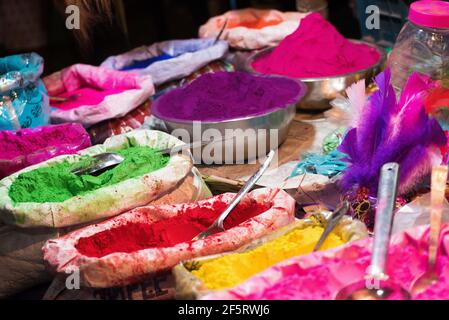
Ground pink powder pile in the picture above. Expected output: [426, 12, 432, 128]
[0, 123, 91, 178]
[252, 13, 381, 78]
[52, 87, 127, 110]
[204, 225, 449, 300]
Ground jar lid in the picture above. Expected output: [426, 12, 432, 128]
[409, 1, 449, 29]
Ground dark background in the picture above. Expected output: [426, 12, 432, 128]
[0, 0, 362, 75]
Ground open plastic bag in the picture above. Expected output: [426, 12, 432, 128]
[0, 53, 49, 131]
[0, 168, 211, 299]
[0, 123, 91, 179]
[44, 64, 154, 128]
[173, 212, 368, 299]
[0, 130, 192, 228]
[201, 225, 449, 300]
[101, 39, 228, 86]
[43, 188, 295, 288]
[199, 9, 307, 50]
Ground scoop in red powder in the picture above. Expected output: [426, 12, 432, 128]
[75, 198, 270, 258]
[252, 13, 381, 78]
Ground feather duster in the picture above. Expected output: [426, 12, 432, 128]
[338, 69, 447, 196]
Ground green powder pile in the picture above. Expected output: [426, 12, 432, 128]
[9, 146, 169, 204]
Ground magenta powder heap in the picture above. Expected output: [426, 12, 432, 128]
[152, 71, 303, 122]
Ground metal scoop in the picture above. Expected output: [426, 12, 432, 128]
[70, 153, 125, 176]
[71, 138, 236, 176]
[313, 201, 350, 252]
[192, 150, 276, 241]
[335, 163, 411, 300]
[50, 94, 81, 103]
[410, 165, 448, 296]
[214, 19, 228, 44]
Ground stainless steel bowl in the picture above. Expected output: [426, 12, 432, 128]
[154, 103, 298, 164]
[245, 40, 387, 111]
[152, 74, 307, 164]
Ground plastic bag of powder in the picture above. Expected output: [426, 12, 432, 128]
[0, 130, 192, 228]
[0, 53, 50, 131]
[199, 9, 307, 50]
[100, 39, 228, 86]
[42, 188, 295, 288]
[0, 123, 91, 179]
[44, 64, 155, 128]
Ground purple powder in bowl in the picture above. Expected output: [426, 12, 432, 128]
[152, 71, 305, 122]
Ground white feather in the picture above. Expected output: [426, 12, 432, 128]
[345, 79, 366, 127]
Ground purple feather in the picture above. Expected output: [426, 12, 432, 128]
[339, 69, 447, 195]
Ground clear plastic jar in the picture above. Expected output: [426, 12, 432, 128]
[388, 1, 449, 93]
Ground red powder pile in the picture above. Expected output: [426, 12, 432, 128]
[252, 13, 381, 78]
[75, 199, 270, 258]
[226, 18, 283, 30]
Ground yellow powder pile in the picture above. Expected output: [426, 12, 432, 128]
[192, 226, 344, 290]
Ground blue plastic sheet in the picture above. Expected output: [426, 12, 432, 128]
[0, 53, 49, 131]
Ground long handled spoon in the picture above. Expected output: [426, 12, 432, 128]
[335, 163, 411, 300]
[50, 94, 81, 103]
[71, 137, 235, 176]
[192, 150, 276, 241]
[313, 201, 350, 252]
[410, 165, 448, 296]
[214, 19, 228, 44]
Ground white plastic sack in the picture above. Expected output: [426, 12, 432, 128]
[45, 64, 154, 128]
[0, 130, 192, 228]
[199, 9, 307, 50]
[101, 39, 228, 86]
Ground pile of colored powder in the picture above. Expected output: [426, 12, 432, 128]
[8, 146, 169, 203]
[192, 226, 344, 289]
[52, 87, 127, 110]
[226, 17, 283, 30]
[236, 234, 449, 300]
[152, 71, 302, 122]
[75, 198, 270, 258]
[0, 124, 90, 160]
[252, 13, 381, 78]
[120, 54, 173, 71]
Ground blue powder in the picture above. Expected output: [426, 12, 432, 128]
[120, 54, 173, 71]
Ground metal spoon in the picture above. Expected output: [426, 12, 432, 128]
[335, 163, 411, 300]
[192, 150, 276, 241]
[313, 201, 350, 252]
[71, 137, 236, 176]
[50, 94, 81, 103]
[214, 19, 228, 44]
[70, 153, 125, 176]
[410, 165, 448, 296]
